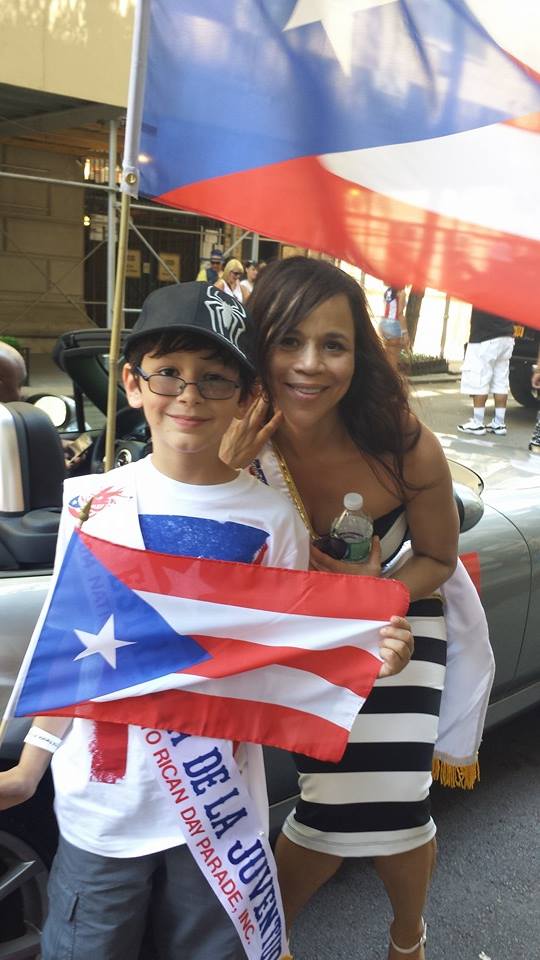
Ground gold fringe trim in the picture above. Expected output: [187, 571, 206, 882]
[432, 757, 480, 790]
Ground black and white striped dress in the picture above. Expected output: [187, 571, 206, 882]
[282, 504, 446, 857]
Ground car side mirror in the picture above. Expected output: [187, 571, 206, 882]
[447, 458, 484, 533]
[453, 482, 484, 533]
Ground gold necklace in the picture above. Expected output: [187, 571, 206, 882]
[271, 442, 317, 539]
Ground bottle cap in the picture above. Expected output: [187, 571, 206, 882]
[343, 492, 363, 511]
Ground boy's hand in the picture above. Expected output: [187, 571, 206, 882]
[378, 615, 414, 678]
[0, 766, 38, 811]
[220, 395, 283, 469]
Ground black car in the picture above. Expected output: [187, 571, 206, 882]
[509, 323, 540, 408]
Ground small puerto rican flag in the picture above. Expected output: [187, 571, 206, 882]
[14, 530, 409, 762]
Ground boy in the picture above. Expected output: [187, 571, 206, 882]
[0, 282, 412, 959]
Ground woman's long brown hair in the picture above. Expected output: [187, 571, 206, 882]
[248, 256, 421, 493]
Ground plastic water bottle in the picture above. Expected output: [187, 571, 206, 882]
[379, 317, 403, 340]
[330, 492, 373, 563]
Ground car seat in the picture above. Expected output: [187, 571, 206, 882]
[0, 402, 65, 568]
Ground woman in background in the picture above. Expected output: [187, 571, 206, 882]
[214, 258, 245, 302]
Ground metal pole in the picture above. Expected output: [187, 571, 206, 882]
[440, 294, 451, 359]
[130, 219, 180, 282]
[104, 191, 131, 471]
[222, 229, 252, 259]
[0, 169, 113, 191]
[250, 233, 260, 262]
[107, 119, 118, 329]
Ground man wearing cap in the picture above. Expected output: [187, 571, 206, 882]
[196, 247, 223, 284]
[3, 281, 308, 960]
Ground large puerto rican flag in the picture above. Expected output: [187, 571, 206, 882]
[130, 0, 540, 328]
[14, 531, 409, 762]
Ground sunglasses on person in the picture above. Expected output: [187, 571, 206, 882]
[230, 271, 243, 277]
[134, 366, 240, 399]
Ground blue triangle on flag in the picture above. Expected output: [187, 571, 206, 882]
[16, 533, 211, 716]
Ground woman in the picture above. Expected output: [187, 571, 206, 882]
[240, 260, 259, 302]
[214, 258, 245, 302]
[223, 257, 460, 959]
[381, 285, 410, 370]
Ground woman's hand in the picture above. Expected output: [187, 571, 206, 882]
[220, 395, 283, 469]
[309, 536, 382, 578]
[378, 615, 414, 678]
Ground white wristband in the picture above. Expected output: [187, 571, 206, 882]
[24, 727, 63, 754]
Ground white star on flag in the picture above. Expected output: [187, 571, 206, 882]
[74, 615, 135, 669]
[284, 0, 395, 75]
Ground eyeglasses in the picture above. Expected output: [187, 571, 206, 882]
[134, 366, 240, 399]
[231, 271, 243, 277]
[210, 260, 221, 265]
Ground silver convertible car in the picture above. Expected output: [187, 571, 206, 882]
[1, 330, 540, 959]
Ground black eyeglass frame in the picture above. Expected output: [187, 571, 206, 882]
[133, 365, 241, 399]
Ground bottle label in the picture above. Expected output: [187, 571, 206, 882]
[344, 538, 371, 562]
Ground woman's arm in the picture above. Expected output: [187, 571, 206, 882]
[309, 424, 458, 601]
[394, 424, 459, 600]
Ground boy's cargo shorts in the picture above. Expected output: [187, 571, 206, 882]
[41, 836, 245, 960]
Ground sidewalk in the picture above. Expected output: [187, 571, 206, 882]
[409, 371, 460, 384]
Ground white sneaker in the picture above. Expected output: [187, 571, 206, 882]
[458, 418, 486, 435]
[486, 420, 507, 436]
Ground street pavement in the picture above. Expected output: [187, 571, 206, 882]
[290, 706, 540, 960]
[410, 375, 537, 455]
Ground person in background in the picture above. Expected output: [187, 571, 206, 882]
[240, 261, 259, 302]
[458, 307, 515, 436]
[528, 342, 540, 453]
[380, 286, 409, 370]
[196, 248, 223, 284]
[214, 258, 245, 302]
[0, 341, 26, 402]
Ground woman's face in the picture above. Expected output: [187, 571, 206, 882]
[268, 293, 355, 429]
[227, 267, 242, 288]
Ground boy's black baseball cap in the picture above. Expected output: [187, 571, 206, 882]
[124, 282, 255, 371]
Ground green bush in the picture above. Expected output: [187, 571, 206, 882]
[0, 335, 22, 349]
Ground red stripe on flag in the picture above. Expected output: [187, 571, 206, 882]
[153, 155, 540, 330]
[459, 551, 482, 595]
[181, 633, 380, 699]
[42, 690, 351, 762]
[79, 531, 409, 622]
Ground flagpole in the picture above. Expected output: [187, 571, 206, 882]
[104, 0, 151, 472]
[104, 190, 130, 471]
